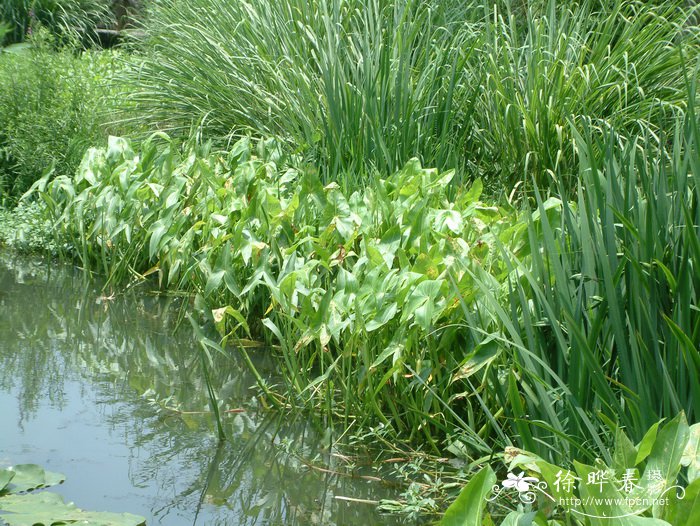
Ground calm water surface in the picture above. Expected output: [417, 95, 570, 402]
[0, 253, 409, 525]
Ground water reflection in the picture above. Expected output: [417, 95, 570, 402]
[0, 253, 410, 525]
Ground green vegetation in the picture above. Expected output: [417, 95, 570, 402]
[0, 464, 146, 525]
[116, 0, 476, 184]
[441, 414, 700, 525]
[27, 92, 700, 466]
[117, 0, 696, 189]
[0, 29, 122, 201]
[1, 0, 699, 522]
[0, 202, 55, 253]
[0, 0, 114, 46]
[30, 133, 528, 451]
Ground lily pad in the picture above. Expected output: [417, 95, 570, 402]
[4, 465, 64, 493]
[0, 465, 146, 526]
[0, 491, 146, 526]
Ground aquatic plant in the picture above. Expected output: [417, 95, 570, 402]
[0, 463, 146, 525]
[115, 0, 698, 192]
[27, 94, 700, 467]
[115, 0, 477, 187]
[459, 103, 700, 464]
[440, 414, 700, 525]
[29, 132, 529, 454]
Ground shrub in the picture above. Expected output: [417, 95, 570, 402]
[0, 29, 122, 200]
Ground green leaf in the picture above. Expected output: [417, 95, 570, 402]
[439, 466, 496, 526]
[370, 342, 403, 369]
[400, 279, 444, 331]
[204, 269, 226, 297]
[452, 338, 500, 382]
[0, 491, 146, 526]
[366, 302, 398, 332]
[464, 178, 483, 203]
[633, 413, 690, 514]
[106, 136, 133, 164]
[636, 421, 662, 465]
[376, 227, 401, 269]
[681, 423, 700, 483]
[5, 465, 64, 493]
[434, 209, 463, 235]
[0, 469, 15, 493]
[613, 427, 638, 471]
[148, 220, 169, 260]
[664, 478, 700, 526]
[575, 461, 673, 526]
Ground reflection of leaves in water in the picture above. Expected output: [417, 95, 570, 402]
[0, 254, 409, 526]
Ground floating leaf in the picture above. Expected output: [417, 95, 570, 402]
[0, 491, 145, 526]
[4, 465, 64, 493]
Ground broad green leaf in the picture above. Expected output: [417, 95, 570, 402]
[366, 302, 398, 332]
[5, 465, 64, 493]
[0, 491, 146, 526]
[613, 427, 638, 472]
[148, 220, 169, 260]
[434, 209, 463, 235]
[574, 461, 672, 526]
[400, 279, 444, 331]
[636, 421, 662, 465]
[464, 178, 483, 203]
[664, 478, 700, 526]
[377, 227, 401, 269]
[439, 466, 496, 526]
[204, 269, 226, 297]
[631, 413, 689, 516]
[681, 423, 700, 483]
[534, 460, 577, 503]
[0, 469, 15, 492]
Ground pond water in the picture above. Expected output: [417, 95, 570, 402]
[0, 253, 411, 525]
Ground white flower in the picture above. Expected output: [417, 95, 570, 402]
[502, 471, 539, 493]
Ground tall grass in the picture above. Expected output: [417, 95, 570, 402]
[116, 0, 699, 193]
[0, 0, 114, 46]
[460, 101, 700, 463]
[473, 0, 697, 190]
[115, 0, 479, 186]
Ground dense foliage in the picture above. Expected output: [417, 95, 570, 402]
[0, 30, 121, 201]
[32, 134, 530, 450]
[28, 101, 700, 470]
[1, 0, 699, 522]
[0, 0, 114, 46]
[116, 0, 697, 190]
